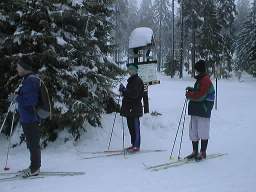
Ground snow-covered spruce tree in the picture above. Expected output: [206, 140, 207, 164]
[0, 0, 25, 134]
[127, 0, 139, 34]
[153, 0, 173, 69]
[164, 52, 179, 77]
[178, 0, 236, 77]
[215, 0, 236, 77]
[113, 0, 129, 63]
[234, 0, 250, 33]
[0, 0, 123, 143]
[236, 0, 256, 76]
[198, 0, 223, 76]
[177, 0, 204, 75]
[139, 0, 154, 28]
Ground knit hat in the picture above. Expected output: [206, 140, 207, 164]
[195, 60, 206, 73]
[126, 63, 138, 72]
[18, 56, 34, 72]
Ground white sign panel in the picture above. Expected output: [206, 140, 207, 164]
[138, 63, 158, 84]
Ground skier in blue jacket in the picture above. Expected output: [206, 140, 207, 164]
[15, 56, 41, 177]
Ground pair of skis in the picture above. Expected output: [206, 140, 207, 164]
[144, 153, 227, 171]
[78, 149, 166, 160]
[0, 171, 85, 182]
[79, 149, 227, 172]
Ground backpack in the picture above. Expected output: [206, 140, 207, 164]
[29, 75, 52, 120]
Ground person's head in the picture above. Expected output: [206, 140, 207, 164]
[126, 63, 138, 76]
[16, 56, 34, 77]
[194, 60, 207, 75]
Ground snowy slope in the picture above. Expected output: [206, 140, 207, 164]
[1, 74, 256, 192]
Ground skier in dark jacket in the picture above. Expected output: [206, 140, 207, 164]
[15, 56, 41, 177]
[119, 63, 144, 152]
[185, 60, 215, 161]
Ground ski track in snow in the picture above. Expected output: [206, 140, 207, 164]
[0, 74, 256, 192]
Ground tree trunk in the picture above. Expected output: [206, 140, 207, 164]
[158, 0, 163, 72]
[179, 0, 184, 78]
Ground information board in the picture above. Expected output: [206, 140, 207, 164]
[138, 63, 160, 85]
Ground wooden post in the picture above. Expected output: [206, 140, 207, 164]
[134, 48, 139, 64]
[143, 84, 149, 113]
[215, 77, 218, 110]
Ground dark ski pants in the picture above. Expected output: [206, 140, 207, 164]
[126, 117, 141, 148]
[22, 123, 41, 171]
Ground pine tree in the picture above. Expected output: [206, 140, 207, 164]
[0, 0, 123, 142]
[236, 0, 256, 76]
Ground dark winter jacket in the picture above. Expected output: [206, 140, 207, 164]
[120, 74, 144, 117]
[16, 74, 40, 124]
[186, 73, 215, 118]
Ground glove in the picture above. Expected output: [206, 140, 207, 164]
[185, 87, 193, 92]
[119, 83, 125, 92]
[185, 90, 192, 99]
[8, 93, 18, 103]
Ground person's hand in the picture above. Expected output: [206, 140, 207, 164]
[185, 90, 192, 99]
[9, 102, 18, 113]
[8, 93, 17, 103]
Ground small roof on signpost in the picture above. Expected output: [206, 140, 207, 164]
[129, 27, 154, 49]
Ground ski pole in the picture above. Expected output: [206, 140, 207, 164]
[177, 99, 188, 160]
[169, 98, 187, 159]
[121, 116, 126, 158]
[1, 82, 22, 134]
[107, 95, 121, 150]
[4, 110, 15, 171]
[0, 101, 14, 134]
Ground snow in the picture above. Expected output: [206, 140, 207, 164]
[56, 36, 67, 46]
[129, 27, 154, 49]
[54, 101, 69, 114]
[72, 0, 84, 7]
[16, 11, 23, 17]
[0, 13, 8, 21]
[1, 74, 256, 192]
[31, 31, 43, 37]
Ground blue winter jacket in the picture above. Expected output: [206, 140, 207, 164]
[16, 74, 40, 124]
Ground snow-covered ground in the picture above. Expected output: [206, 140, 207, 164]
[1, 73, 256, 192]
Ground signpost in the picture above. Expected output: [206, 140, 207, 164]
[128, 27, 160, 113]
